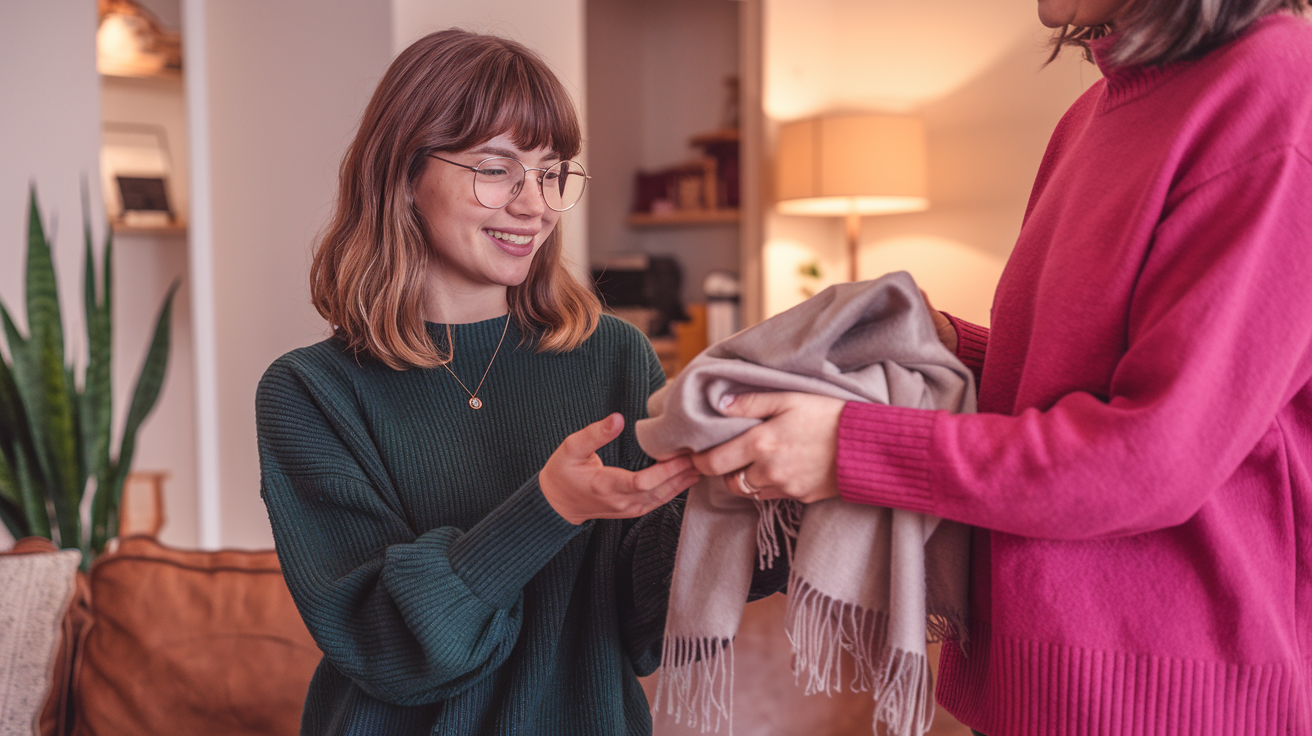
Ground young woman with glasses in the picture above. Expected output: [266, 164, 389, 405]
[693, 0, 1312, 734]
[254, 30, 759, 735]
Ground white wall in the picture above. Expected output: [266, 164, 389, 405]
[0, 2, 103, 549]
[0, 2, 102, 362]
[101, 72, 198, 548]
[190, 0, 393, 548]
[394, 0, 589, 281]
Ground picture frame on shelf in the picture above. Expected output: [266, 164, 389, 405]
[101, 122, 180, 231]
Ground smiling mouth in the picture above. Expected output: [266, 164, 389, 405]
[484, 228, 534, 246]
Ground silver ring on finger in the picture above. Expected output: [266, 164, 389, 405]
[736, 469, 762, 499]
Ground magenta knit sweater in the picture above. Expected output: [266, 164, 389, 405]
[836, 14, 1312, 735]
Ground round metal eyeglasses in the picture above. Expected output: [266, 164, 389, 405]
[429, 154, 591, 212]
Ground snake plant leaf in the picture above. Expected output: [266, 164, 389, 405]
[0, 303, 50, 497]
[14, 446, 51, 540]
[0, 441, 18, 504]
[80, 215, 113, 494]
[0, 343, 23, 452]
[0, 493, 25, 541]
[93, 280, 176, 550]
[19, 191, 82, 548]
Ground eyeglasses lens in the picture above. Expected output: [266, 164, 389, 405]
[542, 161, 588, 211]
[472, 158, 587, 211]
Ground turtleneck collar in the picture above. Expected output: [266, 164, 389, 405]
[1087, 31, 1172, 109]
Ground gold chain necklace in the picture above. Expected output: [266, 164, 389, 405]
[441, 315, 510, 410]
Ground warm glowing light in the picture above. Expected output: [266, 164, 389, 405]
[777, 196, 929, 217]
[765, 0, 1040, 118]
[764, 239, 841, 318]
[859, 236, 1006, 326]
[775, 115, 928, 217]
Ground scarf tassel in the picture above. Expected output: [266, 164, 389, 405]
[784, 575, 937, 736]
[653, 636, 735, 734]
[754, 498, 803, 569]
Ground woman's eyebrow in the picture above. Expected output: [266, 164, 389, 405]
[470, 145, 563, 163]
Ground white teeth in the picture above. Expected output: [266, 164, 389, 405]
[485, 229, 533, 246]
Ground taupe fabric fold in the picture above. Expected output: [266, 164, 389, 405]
[636, 273, 975, 736]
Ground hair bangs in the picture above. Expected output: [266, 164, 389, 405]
[439, 45, 581, 160]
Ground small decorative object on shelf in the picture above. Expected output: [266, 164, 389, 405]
[628, 128, 740, 227]
[97, 0, 183, 80]
[102, 122, 181, 232]
[703, 270, 741, 344]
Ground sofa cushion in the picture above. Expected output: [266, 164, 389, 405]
[0, 538, 82, 736]
[73, 536, 321, 736]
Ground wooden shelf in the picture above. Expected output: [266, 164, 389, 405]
[112, 221, 187, 236]
[627, 209, 740, 227]
[689, 128, 740, 146]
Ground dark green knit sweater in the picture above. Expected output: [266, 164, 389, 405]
[256, 315, 692, 735]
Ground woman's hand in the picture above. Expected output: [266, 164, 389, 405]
[540, 413, 702, 525]
[920, 289, 958, 353]
[691, 392, 846, 504]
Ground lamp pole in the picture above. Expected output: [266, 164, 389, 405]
[846, 211, 861, 282]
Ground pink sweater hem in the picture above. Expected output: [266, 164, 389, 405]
[938, 622, 1307, 736]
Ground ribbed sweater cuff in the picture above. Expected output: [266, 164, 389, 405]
[836, 402, 938, 514]
[447, 475, 583, 608]
[942, 312, 988, 379]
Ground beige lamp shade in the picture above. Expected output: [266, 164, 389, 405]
[775, 115, 929, 216]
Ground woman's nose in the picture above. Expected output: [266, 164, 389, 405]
[506, 174, 547, 217]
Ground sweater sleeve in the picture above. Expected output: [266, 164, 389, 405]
[838, 146, 1312, 540]
[942, 312, 989, 387]
[257, 361, 583, 707]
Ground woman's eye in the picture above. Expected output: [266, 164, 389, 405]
[479, 167, 510, 178]
[543, 171, 561, 183]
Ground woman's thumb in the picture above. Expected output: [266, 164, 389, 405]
[564, 413, 625, 458]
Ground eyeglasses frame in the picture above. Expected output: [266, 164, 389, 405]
[428, 154, 592, 212]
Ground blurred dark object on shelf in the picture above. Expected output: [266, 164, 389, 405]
[592, 253, 688, 338]
[720, 75, 741, 131]
[691, 129, 740, 209]
[629, 129, 739, 226]
[632, 159, 717, 215]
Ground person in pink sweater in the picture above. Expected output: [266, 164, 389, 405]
[693, 0, 1312, 733]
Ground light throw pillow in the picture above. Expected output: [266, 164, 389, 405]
[0, 548, 80, 736]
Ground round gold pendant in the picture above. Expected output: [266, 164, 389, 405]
[468, 397, 483, 410]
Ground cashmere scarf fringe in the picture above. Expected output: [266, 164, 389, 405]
[653, 636, 735, 734]
[654, 511, 969, 736]
[755, 498, 802, 569]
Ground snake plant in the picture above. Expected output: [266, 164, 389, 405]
[0, 187, 175, 565]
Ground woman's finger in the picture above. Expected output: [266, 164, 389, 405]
[644, 468, 703, 506]
[557, 413, 625, 460]
[717, 391, 799, 419]
[691, 430, 760, 477]
[629, 454, 695, 492]
[725, 467, 766, 500]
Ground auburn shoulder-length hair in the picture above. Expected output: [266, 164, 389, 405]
[1050, 0, 1308, 66]
[311, 29, 600, 370]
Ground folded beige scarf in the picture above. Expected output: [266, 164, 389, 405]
[635, 273, 975, 736]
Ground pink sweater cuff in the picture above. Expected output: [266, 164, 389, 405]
[836, 402, 937, 514]
[942, 312, 988, 384]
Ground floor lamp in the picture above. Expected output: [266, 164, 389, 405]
[775, 115, 929, 282]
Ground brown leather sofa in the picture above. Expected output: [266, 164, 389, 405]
[12, 535, 320, 736]
[11, 533, 967, 736]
